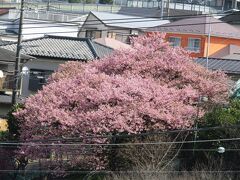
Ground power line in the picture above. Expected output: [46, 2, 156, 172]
[0, 10, 229, 26]
[0, 145, 237, 151]
[0, 169, 239, 173]
[1, 136, 240, 146]
[0, 14, 237, 32]
[0, 18, 237, 38]
[0, 11, 234, 30]
[30, 124, 240, 141]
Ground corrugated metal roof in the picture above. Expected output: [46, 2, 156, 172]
[195, 58, 240, 74]
[91, 11, 170, 29]
[0, 35, 113, 60]
[147, 15, 240, 39]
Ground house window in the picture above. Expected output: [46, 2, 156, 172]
[168, 37, 181, 47]
[188, 38, 201, 52]
[107, 32, 116, 39]
[28, 69, 53, 92]
[86, 30, 102, 39]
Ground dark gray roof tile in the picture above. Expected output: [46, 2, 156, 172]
[195, 58, 240, 74]
[0, 48, 34, 63]
[0, 36, 113, 61]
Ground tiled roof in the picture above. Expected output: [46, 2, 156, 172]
[92, 41, 114, 58]
[147, 15, 240, 39]
[0, 40, 11, 46]
[195, 58, 240, 74]
[0, 36, 113, 61]
[0, 48, 34, 63]
[90, 11, 170, 29]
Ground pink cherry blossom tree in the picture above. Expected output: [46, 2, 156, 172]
[14, 33, 229, 170]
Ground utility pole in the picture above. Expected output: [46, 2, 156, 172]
[206, 16, 211, 70]
[12, 0, 24, 105]
[47, 0, 50, 11]
[161, 0, 164, 19]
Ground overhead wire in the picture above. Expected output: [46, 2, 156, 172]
[0, 169, 238, 173]
[0, 145, 240, 152]
[0, 15, 238, 33]
[0, 10, 236, 33]
[25, 124, 240, 141]
[0, 8, 239, 146]
[0, 10, 231, 26]
[1, 136, 240, 146]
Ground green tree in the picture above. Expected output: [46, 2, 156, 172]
[7, 103, 24, 140]
[99, 0, 113, 4]
[182, 100, 240, 172]
[68, 0, 81, 3]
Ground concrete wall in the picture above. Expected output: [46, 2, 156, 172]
[204, 36, 240, 57]
[21, 58, 66, 97]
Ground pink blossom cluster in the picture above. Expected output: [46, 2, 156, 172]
[14, 33, 229, 169]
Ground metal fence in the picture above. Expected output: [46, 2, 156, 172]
[0, 1, 221, 14]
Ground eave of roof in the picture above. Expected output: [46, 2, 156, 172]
[195, 57, 240, 74]
[154, 31, 240, 40]
[89, 11, 170, 30]
[0, 35, 113, 60]
[146, 16, 240, 39]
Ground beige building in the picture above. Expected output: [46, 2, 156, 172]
[78, 11, 169, 44]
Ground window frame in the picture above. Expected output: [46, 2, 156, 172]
[107, 32, 116, 39]
[85, 30, 102, 39]
[168, 36, 182, 47]
[187, 38, 201, 52]
[28, 69, 53, 92]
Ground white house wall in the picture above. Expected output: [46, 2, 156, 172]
[21, 58, 65, 97]
[78, 13, 136, 44]
[78, 13, 108, 38]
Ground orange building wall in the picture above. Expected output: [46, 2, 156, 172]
[204, 37, 240, 57]
[164, 33, 240, 58]
[165, 33, 206, 57]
